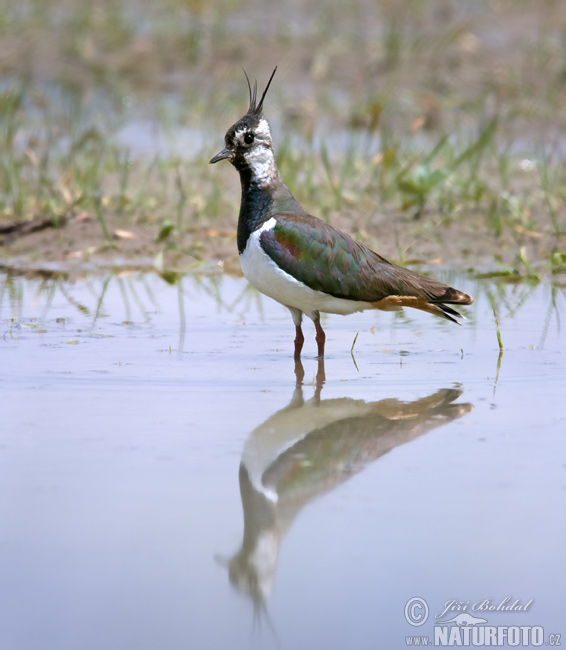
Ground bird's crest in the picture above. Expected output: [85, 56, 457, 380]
[243, 67, 277, 116]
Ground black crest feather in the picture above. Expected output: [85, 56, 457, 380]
[243, 67, 277, 116]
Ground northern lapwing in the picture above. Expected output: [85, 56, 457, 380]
[210, 68, 473, 358]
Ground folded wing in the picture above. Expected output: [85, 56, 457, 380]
[260, 213, 473, 322]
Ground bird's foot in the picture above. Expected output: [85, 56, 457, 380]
[294, 325, 305, 360]
[314, 321, 326, 359]
[316, 357, 326, 385]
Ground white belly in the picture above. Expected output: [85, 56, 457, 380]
[239, 220, 372, 319]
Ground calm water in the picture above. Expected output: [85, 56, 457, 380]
[1, 271, 564, 649]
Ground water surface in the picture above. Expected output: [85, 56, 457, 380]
[1, 271, 564, 649]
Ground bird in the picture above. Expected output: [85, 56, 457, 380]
[210, 68, 473, 359]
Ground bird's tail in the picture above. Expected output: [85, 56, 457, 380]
[433, 286, 474, 324]
[372, 287, 473, 324]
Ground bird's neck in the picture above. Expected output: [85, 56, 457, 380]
[235, 151, 303, 253]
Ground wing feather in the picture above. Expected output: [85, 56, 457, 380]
[259, 213, 472, 310]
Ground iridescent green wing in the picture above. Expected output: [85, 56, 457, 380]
[260, 213, 443, 302]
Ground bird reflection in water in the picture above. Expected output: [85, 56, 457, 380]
[220, 359, 472, 615]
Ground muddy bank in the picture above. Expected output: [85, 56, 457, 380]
[1, 204, 562, 276]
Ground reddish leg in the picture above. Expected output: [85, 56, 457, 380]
[294, 324, 305, 360]
[314, 320, 326, 359]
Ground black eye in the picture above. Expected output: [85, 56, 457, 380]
[244, 132, 254, 145]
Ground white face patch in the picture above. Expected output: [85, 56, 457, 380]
[254, 118, 272, 140]
[244, 146, 278, 186]
[234, 119, 279, 186]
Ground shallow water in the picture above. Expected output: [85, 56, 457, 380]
[1, 271, 564, 649]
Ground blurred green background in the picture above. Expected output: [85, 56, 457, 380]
[1, 0, 565, 274]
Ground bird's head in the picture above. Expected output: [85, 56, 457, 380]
[210, 68, 278, 181]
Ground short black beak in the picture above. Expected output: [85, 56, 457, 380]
[209, 148, 233, 164]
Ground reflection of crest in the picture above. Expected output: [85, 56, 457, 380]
[220, 359, 473, 614]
